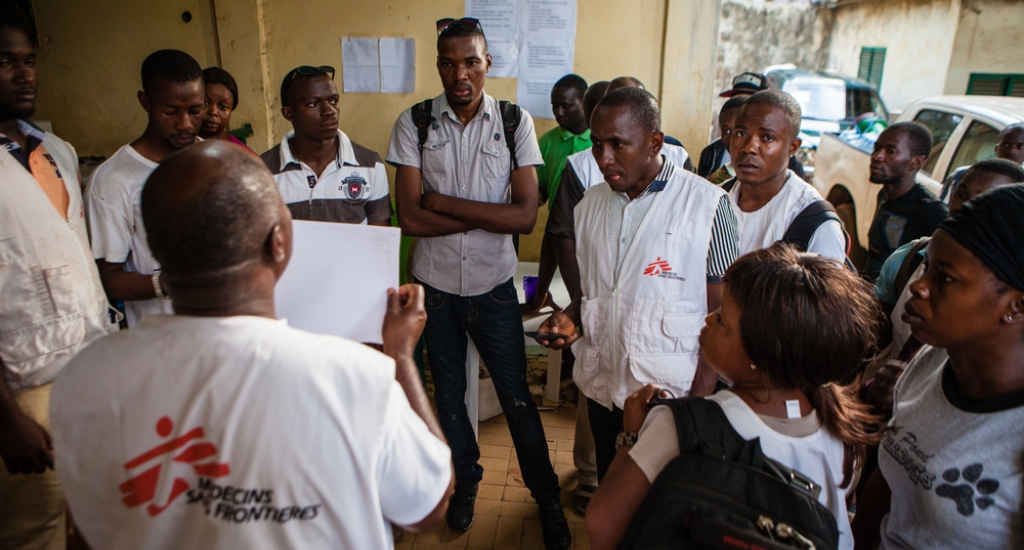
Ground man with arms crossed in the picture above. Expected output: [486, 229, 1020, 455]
[0, 15, 117, 549]
[51, 142, 452, 549]
[386, 18, 570, 549]
[87, 49, 206, 326]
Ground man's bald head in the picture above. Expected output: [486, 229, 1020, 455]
[604, 76, 644, 96]
[142, 141, 286, 286]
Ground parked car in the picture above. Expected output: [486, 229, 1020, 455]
[812, 95, 1024, 267]
[765, 65, 889, 178]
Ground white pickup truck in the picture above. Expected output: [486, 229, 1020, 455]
[811, 95, 1024, 266]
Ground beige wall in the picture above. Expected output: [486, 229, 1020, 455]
[29, 0, 720, 261]
[33, 0, 220, 157]
[944, 0, 1024, 95]
[828, 0, 962, 111]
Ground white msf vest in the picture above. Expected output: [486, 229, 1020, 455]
[573, 166, 724, 409]
[0, 134, 115, 391]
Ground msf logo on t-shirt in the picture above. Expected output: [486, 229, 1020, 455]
[119, 416, 230, 516]
[643, 257, 685, 281]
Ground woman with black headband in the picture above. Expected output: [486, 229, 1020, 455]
[853, 184, 1024, 549]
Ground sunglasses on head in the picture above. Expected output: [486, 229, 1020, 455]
[436, 17, 482, 35]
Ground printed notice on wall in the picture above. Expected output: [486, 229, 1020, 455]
[465, 0, 520, 78]
[379, 38, 416, 94]
[341, 37, 381, 93]
[275, 221, 400, 344]
[465, 0, 577, 112]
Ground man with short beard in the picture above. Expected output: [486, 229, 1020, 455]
[863, 122, 947, 281]
[87, 49, 206, 326]
[0, 16, 117, 548]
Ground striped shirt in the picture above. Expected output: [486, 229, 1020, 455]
[261, 130, 392, 225]
[606, 158, 739, 284]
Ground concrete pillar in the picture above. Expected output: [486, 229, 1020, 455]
[659, 0, 723, 157]
[212, 0, 276, 152]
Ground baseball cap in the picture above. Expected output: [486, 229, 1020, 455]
[719, 72, 769, 97]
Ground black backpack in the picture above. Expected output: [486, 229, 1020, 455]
[412, 98, 522, 170]
[723, 178, 857, 273]
[617, 398, 840, 550]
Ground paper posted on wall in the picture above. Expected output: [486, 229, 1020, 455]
[275, 220, 400, 344]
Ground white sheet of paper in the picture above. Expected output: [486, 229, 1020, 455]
[275, 221, 400, 344]
[379, 37, 415, 94]
[466, 0, 520, 77]
[341, 37, 381, 93]
[517, 78, 556, 119]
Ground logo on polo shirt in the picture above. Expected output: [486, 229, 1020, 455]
[340, 172, 369, 199]
[643, 257, 685, 281]
[120, 415, 322, 523]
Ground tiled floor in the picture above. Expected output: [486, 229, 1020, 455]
[398, 356, 589, 550]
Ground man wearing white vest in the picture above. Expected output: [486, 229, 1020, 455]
[726, 89, 846, 260]
[0, 17, 117, 549]
[540, 87, 739, 481]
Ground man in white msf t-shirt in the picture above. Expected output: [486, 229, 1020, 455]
[726, 90, 846, 262]
[51, 141, 453, 549]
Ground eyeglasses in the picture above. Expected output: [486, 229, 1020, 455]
[281, 65, 335, 100]
[436, 17, 483, 35]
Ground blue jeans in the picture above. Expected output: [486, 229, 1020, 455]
[420, 278, 560, 501]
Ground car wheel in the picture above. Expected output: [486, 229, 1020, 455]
[835, 202, 866, 270]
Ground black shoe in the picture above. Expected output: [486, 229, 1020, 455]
[447, 480, 478, 532]
[538, 498, 572, 549]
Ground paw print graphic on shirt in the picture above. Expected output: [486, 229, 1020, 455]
[934, 463, 999, 516]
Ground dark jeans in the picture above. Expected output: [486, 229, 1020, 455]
[587, 398, 624, 482]
[420, 278, 560, 501]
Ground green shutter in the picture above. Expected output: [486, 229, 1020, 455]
[858, 47, 886, 87]
[967, 73, 1024, 96]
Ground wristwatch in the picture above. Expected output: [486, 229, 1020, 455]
[615, 430, 639, 449]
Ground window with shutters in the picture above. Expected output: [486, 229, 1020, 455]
[858, 47, 886, 87]
[966, 74, 1024, 97]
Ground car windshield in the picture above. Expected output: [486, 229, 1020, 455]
[782, 78, 889, 122]
[783, 79, 846, 121]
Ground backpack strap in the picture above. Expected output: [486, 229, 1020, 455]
[498, 100, 522, 170]
[894, 237, 930, 296]
[652, 397, 762, 466]
[781, 200, 840, 252]
[722, 177, 737, 193]
[412, 99, 435, 152]
[654, 397, 824, 500]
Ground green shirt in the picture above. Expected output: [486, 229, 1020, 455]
[537, 126, 591, 209]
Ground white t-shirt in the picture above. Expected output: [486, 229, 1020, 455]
[630, 391, 853, 550]
[879, 345, 1024, 550]
[51, 315, 451, 550]
[85, 145, 173, 326]
[729, 172, 846, 262]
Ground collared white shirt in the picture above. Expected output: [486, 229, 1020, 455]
[260, 130, 392, 225]
[386, 92, 543, 296]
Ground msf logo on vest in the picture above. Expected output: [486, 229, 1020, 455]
[119, 416, 230, 516]
[643, 257, 685, 281]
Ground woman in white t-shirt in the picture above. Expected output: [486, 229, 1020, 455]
[852, 184, 1024, 550]
[586, 244, 883, 550]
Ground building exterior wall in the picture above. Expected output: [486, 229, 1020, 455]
[944, 0, 1024, 95]
[827, 0, 962, 111]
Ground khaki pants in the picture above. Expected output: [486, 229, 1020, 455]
[0, 383, 66, 550]
[573, 394, 599, 487]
